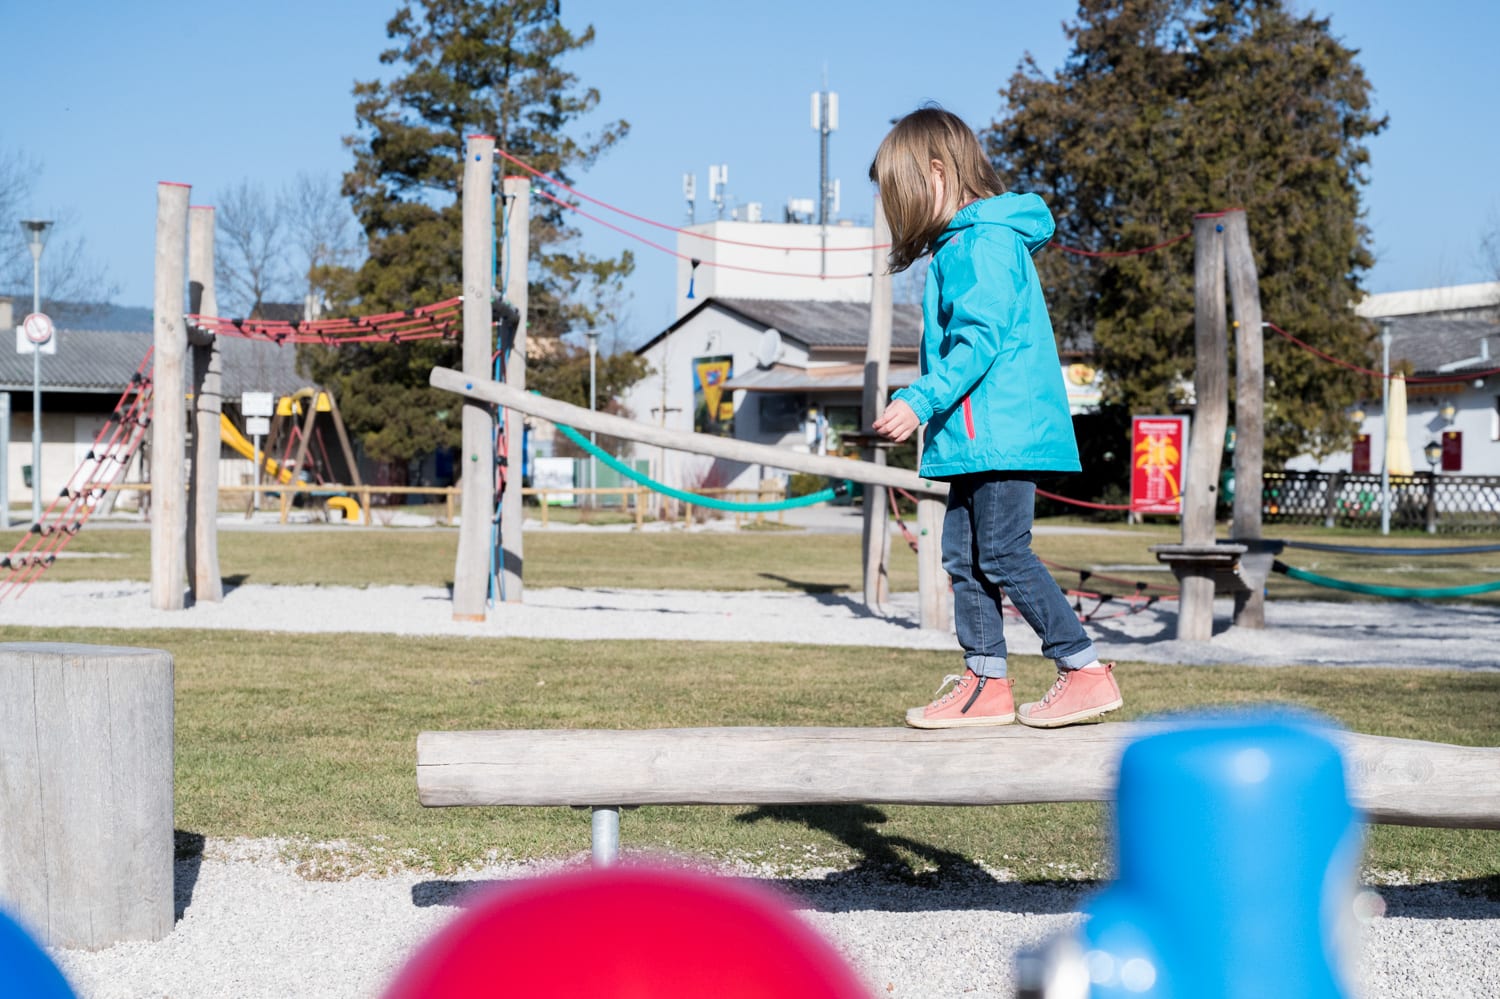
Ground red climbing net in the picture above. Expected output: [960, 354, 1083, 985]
[187, 298, 463, 346]
[2, 349, 155, 600]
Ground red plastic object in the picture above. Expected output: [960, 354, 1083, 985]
[382, 866, 869, 998]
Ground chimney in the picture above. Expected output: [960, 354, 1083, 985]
[0, 296, 13, 332]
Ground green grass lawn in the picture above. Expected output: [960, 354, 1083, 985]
[13, 518, 1500, 604]
[8, 519, 1497, 884]
[7, 624, 1496, 884]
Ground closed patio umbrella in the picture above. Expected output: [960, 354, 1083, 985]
[1385, 373, 1414, 477]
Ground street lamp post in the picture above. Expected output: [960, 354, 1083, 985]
[586, 329, 600, 507]
[21, 220, 53, 526]
[1379, 318, 1392, 536]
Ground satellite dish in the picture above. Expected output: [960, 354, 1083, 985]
[756, 328, 783, 368]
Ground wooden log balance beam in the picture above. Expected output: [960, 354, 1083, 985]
[429, 366, 950, 498]
[417, 724, 1500, 862]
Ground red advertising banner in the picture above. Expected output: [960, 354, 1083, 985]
[1130, 416, 1188, 515]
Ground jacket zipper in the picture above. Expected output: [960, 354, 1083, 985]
[961, 395, 976, 440]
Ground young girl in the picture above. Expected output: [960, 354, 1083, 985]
[870, 107, 1123, 730]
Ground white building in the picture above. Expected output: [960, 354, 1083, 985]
[1288, 281, 1500, 476]
[621, 297, 919, 494]
[673, 220, 877, 315]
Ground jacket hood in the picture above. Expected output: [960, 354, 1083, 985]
[934, 192, 1055, 255]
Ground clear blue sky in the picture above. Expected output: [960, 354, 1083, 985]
[4, 0, 1496, 340]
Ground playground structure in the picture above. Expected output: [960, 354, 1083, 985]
[216, 390, 365, 524]
[35, 136, 1486, 626]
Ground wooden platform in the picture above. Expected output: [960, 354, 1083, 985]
[417, 723, 1500, 831]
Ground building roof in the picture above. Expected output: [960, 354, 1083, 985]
[638, 297, 923, 354]
[723, 363, 919, 393]
[0, 327, 304, 398]
[1387, 316, 1500, 377]
[1357, 281, 1500, 319]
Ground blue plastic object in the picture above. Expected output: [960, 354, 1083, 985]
[1077, 714, 1360, 998]
[0, 908, 76, 998]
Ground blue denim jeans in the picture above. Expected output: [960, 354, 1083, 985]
[942, 471, 1097, 678]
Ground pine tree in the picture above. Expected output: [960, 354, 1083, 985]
[987, 0, 1385, 465]
[303, 0, 635, 468]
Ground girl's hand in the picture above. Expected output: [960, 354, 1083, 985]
[873, 399, 920, 443]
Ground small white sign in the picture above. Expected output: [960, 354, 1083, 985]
[22, 312, 54, 344]
[245, 416, 272, 436]
[15, 325, 56, 355]
[242, 392, 275, 417]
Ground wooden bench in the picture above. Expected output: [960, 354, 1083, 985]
[416, 724, 1500, 864]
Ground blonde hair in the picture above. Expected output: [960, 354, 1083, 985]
[869, 107, 1006, 272]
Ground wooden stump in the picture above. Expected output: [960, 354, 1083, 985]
[0, 643, 175, 949]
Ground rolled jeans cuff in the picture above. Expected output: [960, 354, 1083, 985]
[965, 654, 1008, 679]
[1056, 645, 1099, 671]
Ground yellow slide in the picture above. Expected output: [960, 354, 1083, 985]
[219, 413, 293, 483]
[218, 414, 362, 522]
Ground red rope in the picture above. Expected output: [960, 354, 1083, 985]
[1034, 486, 1185, 512]
[535, 189, 872, 281]
[1266, 321, 1500, 384]
[1052, 229, 1192, 258]
[498, 149, 887, 254]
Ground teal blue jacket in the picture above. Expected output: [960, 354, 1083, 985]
[893, 193, 1080, 478]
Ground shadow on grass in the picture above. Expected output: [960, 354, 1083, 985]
[1378, 876, 1500, 919]
[173, 830, 206, 921]
[731, 804, 1090, 914]
[407, 804, 1091, 914]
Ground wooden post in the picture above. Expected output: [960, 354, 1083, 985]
[186, 204, 222, 603]
[916, 496, 949, 630]
[454, 136, 496, 620]
[415, 724, 1500, 830]
[499, 176, 530, 603]
[431, 367, 950, 497]
[1223, 209, 1268, 627]
[861, 194, 893, 613]
[1166, 215, 1231, 642]
[0, 643, 174, 948]
[150, 182, 190, 611]
[286, 393, 320, 491]
[322, 386, 364, 493]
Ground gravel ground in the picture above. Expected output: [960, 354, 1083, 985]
[10, 529, 1498, 997]
[45, 845, 1500, 999]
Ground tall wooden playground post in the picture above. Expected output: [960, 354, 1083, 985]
[150, 182, 190, 611]
[452, 135, 497, 621]
[1152, 209, 1267, 641]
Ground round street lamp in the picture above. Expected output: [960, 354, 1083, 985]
[20, 219, 54, 526]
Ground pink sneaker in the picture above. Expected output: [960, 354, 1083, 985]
[1017, 663, 1124, 728]
[905, 670, 1014, 729]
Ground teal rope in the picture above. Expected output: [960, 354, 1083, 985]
[1274, 560, 1500, 599]
[554, 423, 843, 512]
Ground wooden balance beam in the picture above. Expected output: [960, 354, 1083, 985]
[417, 724, 1500, 864]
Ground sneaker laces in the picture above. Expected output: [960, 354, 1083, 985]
[1038, 670, 1070, 707]
[930, 673, 969, 705]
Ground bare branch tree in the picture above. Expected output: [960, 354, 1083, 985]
[1, 146, 118, 318]
[281, 172, 363, 315]
[1482, 210, 1500, 283]
[214, 179, 289, 317]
